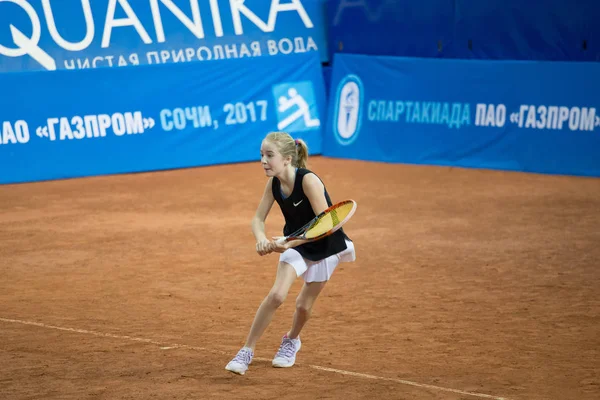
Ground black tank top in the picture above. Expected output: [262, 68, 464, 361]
[272, 168, 349, 261]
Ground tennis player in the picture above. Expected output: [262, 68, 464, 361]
[225, 131, 356, 375]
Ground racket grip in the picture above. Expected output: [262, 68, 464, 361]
[275, 237, 287, 246]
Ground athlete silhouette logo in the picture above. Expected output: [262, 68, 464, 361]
[276, 87, 320, 131]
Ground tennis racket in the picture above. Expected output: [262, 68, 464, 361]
[275, 199, 357, 245]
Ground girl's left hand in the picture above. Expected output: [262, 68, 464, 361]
[269, 237, 289, 253]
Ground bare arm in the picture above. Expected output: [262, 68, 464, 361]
[252, 178, 275, 255]
[302, 173, 328, 216]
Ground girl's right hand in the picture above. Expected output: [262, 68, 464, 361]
[256, 239, 272, 256]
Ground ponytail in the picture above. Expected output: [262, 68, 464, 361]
[294, 138, 308, 168]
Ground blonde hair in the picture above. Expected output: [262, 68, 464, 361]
[264, 131, 308, 169]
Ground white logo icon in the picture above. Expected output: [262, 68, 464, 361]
[334, 74, 363, 145]
[293, 199, 303, 207]
[276, 88, 320, 131]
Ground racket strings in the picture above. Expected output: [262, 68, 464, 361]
[332, 208, 340, 225]
[305, 202, 353, 239]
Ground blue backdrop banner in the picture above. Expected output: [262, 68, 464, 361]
[327, 0, 598, 61]
[0, 0, 328, 73]
[0, 52, 326, 184]
[325, 53, 600, 177]
[327, 0, 453, 60]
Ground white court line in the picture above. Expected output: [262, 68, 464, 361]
[0, 317, 509, 400]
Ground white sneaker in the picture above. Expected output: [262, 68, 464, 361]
[225, 347, 253, 375]
[272, 335, 301, 368]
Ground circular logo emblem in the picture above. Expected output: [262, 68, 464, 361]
[333, 74, 363, 146]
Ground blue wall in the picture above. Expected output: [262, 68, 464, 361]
[325, 54, 600, 177]
[327, 0, 600, 61]
[2, 1, 599, 182]
[0, 52, 326, 184]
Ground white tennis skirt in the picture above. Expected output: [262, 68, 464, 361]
[279, 239, 356, 283]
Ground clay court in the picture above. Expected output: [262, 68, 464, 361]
[1, 157, 598, 400]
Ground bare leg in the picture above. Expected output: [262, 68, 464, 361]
[244, 262, 297, 350]
[287, 281, 327, 339]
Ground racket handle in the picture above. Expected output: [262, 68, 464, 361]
[275, 237, 287, 246]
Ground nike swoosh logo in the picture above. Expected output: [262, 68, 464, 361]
[293, 199, 303, 207]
